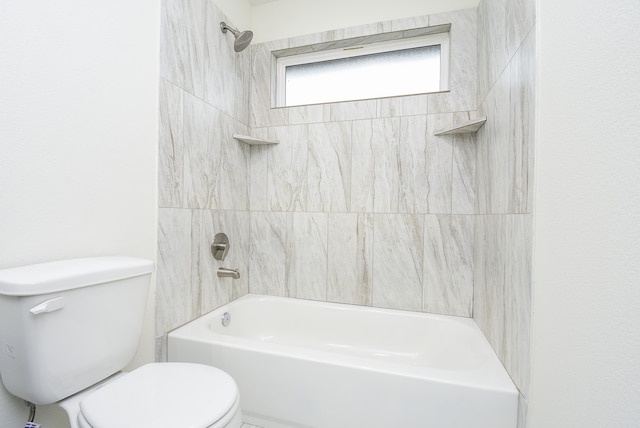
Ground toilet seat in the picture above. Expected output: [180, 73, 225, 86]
[78, 363, 239, 428]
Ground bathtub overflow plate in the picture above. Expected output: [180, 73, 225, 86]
[221, 312, 231, 327]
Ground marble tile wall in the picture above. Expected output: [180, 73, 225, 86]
[474, 1, 535, 427]
[157, 0, 251, 360]
[158, 5, 536, 428]
[248, 9, 478, 317]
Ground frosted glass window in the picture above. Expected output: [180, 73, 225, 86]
[274, 32, 449, 107]
[285, 45, 441, 106]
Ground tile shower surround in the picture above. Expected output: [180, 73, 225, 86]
[157, 1, 535, 426]
[475, 0, 535, 425]
[157, 0, 252, 360]
[248, 8, 479, 318]
[158, 2, 478, 336]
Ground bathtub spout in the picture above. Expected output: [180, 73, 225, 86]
[217, 267, 240, 279]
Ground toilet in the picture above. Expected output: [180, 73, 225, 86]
[0, 257, 242, 428]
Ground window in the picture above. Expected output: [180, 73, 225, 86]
[274, 31, 450, 107]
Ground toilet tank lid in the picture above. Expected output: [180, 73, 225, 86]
[0, 257, 154, 296]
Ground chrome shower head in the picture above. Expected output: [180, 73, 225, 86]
[220, 21, 253, 53]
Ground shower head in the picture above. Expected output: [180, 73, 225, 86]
[220, 22, 253, 52]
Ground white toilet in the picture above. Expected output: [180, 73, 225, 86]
[0, 257, 242, 428]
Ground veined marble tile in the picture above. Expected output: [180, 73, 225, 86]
[190, 209, 203, 315]
[330, 100, 377, 122]
[286, 212, 328, 300]
[477, 0, 491, 103]
[504, 214, 532, 394]
[452, 111, 477, 214]
[155, 335, 168, 362]
[284, 26, 350, 52]
[288, 104, 330, 125]
[327, 213, 373, 306]
[475, 67, 510, 214]
[473, 214, 507, 359]
[249, 212, 287, 296]
[351, 118, 400, 213]
[426, 114, 454, 213]
[183, 93, 221, 209]
[267, 125, 309, 212]
[507, 0, 536, 61]
[159, 0, 205, 97]
[199, 210, 250, 314]
[473, 211, 533, 396]
[287, 32, 328, 50]
[218, 116, 250, 210]
[311, 31, 396, 54]
[478, 0, 508, 104]
[371, 118, 401, 213]
[474, 102, 489, 214]
[278, 23, 447, 59]
[429, 8, 477, 114]
[274, 22, 449, 57]
[377, 94, 429, 118]
[157, 208, 198, 336]
[263, 31, 334, 54]
[398, 115, 429, 213]
[307, 122, 352, 212]
[203, 2, 246, 121]
[518, 393, 528, 428]
[423, 215, 473, 316]
[340, 22, 386, 40]
[508, 29, 536, 214]
[372, 214, 424, 311]
[184, 6, 206, 91]
[159, 79, 184, 208]
[249, 41, 289, 128]
[235, 47, 251, 124]
[390, 15, 429, 32]
[249, 127, 271, 212]
[398, 114, 453, 214]
[350, 120, 375, 213]
[182, 0, 205, 40]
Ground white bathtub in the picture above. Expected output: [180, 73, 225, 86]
[168, 294, 518, 428]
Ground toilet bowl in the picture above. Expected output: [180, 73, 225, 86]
[0, 257, 243, 428]
[60, 363, 242, 428]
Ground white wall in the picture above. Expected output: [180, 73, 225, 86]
[249, 0, 479, 42]
[530, 0, 640, 426]
[0, 1, 160, 426]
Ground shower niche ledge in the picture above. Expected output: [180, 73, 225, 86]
[233, 134, 279, 145]
[434, 117, 487, 136]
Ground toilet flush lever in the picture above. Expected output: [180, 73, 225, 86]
[30, 297, 65, 315]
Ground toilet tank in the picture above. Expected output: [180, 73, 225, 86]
[0, 257, 153, 405]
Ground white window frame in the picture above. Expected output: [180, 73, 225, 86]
[275, 32, 450, 107]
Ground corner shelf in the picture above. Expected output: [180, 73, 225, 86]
[233, 134, 279, 146]
[434, 117, 487, 136]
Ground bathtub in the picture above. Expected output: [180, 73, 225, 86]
[168, 294, 518, 428]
